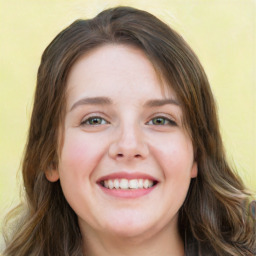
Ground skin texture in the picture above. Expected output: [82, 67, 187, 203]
[46, 44, 197, 256]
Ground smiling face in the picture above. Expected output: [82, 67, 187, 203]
[46, 44, 197, 242]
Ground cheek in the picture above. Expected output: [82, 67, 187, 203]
[57, 131, 108, 215]
[149, 132, 194, 178]
[59, 130, 106, 178]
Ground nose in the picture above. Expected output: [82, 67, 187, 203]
[108, 124, 149, 161]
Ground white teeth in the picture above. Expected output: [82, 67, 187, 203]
[143, 179, 153, 188]
[120, 179, 129, 189]
[102, 178, 155, 190]
[108, 180, 114, 189]
[114, 179, 119, 189]
[143, 179, 149, 188]
[129, 179, 138, 189]
[138, 179, 144, 189]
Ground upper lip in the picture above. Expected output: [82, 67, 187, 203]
[97, 172, 159, 183]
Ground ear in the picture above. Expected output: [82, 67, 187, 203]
[190, 161, 198, 178]
[45, 166, 59, 182]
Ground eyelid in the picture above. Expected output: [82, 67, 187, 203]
[80, 113, 110, 126]
[146, 114, 177, 126]
[82, 117, 108, 126]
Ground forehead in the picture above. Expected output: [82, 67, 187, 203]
[65, 44, 177, 107]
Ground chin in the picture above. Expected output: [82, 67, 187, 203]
[102, 212, 159, 239]
[106, 224, 151, 240]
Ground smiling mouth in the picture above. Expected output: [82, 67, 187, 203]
[99, 178, 158, 190]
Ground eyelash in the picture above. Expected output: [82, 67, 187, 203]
[80, 115, 176, 127]
[146, 116, 177, 126]
[81, 116, 109, 126]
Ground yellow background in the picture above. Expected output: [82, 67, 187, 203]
[0, 0, 255, 223]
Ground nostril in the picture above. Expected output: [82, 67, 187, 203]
[117, 153, 123, 157]
[135, 154, 141, 158]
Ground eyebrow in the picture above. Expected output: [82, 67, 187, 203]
[70, 97, 112, 111]
[69, 96, 179, 112]
[143, 98, 180, 107]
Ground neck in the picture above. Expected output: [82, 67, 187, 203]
[80, 222, 184, 256]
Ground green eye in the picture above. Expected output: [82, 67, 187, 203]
[152, 117, 166, 125]
[82, 117, 108, 126]
[148, 117, 176, 126]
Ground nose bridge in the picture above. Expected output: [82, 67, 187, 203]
[109, 118, 148, 160]
[119, 122, 141, 149]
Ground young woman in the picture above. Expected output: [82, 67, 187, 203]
[2, 6, 255, 256]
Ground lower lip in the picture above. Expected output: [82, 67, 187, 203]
[98, 185, 156, 198]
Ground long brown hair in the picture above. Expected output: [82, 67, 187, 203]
[3, 6, 255, 256]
